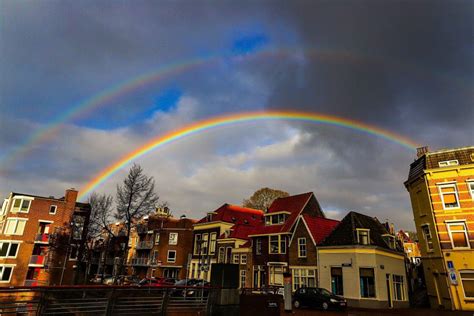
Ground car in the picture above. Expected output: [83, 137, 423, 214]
[138, 277, 175, 287]
[121, 275, 141, 286]
[89, 274, 111, 284]
[171, 279, 206, 297]
[292, 287, 346, 311]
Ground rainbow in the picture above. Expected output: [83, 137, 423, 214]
[78, 110, 420, 199]
[1, 46, 441, 170]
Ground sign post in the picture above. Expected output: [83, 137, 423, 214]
[283, 272, 292, 313]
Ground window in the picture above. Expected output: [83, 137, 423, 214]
[265, 214, 287, 225]
[383, 235, 396, 249]
[1, 200, 8, 216]
[155, 233, 160, 245]
[11, 198, 31, 213]
[240, 270, 246, 288]
[357, 229, 370, 245]
[233, 254, 239, 264]
[167, 250, 176, 263]
[269, 265, 284, 286]
[460, 271, 474, 298]
[392, 275, 405, 300]
[0, 266, 13, 283]
[291, 268, 316, 291]
[72, 215, 84, 240]
[193, 234, 201, 255]
[209, 232, 217, 254]
[240, 254, 247, 264]
[438, 160, 459, 167]
[169, 232, 178, 245]
[49, 205, 57, 215]
[0, 242, 19, 258]
[298, 238, 307, 258]
[69, 245, 78, 260]
[4, 218, 27, 235]
[201, 233, 209, 254]
[331, 267, 343, 295]
[439, 184, 460, 209]
[359, 268, 376, 298]
[468, 181, 474, 200]
[421, 224, 434, 251]
[269, 235, 286, 254]
[218, 247, 225, 263]
[256, 239, 262, 255]
[447, 221, 470, 249]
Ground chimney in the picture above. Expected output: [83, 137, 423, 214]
[416, 146, 429, 158]
[65, 188, 78, 204]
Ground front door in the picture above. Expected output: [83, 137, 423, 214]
[386, 274, 393, 308]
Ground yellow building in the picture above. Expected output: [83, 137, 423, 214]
[405, 146, 474, 311]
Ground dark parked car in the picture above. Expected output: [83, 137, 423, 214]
[171, 279, 207, 297]
[292, 287, 346, 311]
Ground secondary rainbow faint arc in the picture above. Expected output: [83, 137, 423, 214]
[78, 111, 420, 199]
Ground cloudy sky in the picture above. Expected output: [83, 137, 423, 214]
[1, 1, 472, 229]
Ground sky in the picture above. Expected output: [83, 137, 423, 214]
[0, 1, 472, 230]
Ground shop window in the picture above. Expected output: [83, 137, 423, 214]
[359, 268, 376, 298]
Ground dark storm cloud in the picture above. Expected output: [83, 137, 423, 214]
[263, 0, 473, 147]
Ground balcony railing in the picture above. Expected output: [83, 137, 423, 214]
[136, 224, 148, 235]
[35, 234, 50, 243]
[24, 279, 49, 287]
[29, 255, 47, 266]
[136, 240, 153, 250]
[130, 257, 150, 266]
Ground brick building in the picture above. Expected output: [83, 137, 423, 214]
[405, 146, 474, 311]
[0, 189, 90, 286]
[248, 192, 326, 288]
[128, 212, 197, 280]
[189, 204, 264, 281]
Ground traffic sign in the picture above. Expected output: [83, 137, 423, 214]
[448, 269, 458, 285]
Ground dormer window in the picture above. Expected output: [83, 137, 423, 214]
[264, 212, 289, 225]
[357, 229, 370, 245]
[382, 234, 396, 249]
[438, 160, 459, 167]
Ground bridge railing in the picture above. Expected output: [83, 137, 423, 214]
[0, 284, 214, 315]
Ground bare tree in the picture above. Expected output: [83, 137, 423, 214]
[243, 187, 289, 211]
[115, 164, 160, 275]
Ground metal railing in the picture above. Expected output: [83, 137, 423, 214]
[24, 280, 49, 287]
[0, 285, 213, 315]
[29, 255, 47, 266]
[136, 240, 153, 249]
[129, 257, 150, 266]
[34, 234, 50, 243]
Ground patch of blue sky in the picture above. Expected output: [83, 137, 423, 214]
[231, 32, 269, 55]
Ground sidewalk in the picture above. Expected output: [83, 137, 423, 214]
[282, 307, 474, 316]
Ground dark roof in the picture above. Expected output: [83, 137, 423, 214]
[406, 146, 474, 186]
[196, 204, 264, 225]
[302, 215, 340, 244]
[267, 192, 313, 214]
[12, 192, 62, 201]
[319, 211, 402, 252]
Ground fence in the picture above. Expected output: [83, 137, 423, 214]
[0, 285, 213, 315]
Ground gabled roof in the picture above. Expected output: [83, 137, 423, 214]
[196, 203, 264, 226]
[302, 214, 340, 244]
[250, 192, 325, 235]
[319, 211, 402, 252]
[267, 192, 313, 214]
[222, 223, 263, 240]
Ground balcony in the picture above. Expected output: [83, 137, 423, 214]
[24, 279, 48, 287]
[136, 224, 148, 235]
[136, 240, 153, 250]
[34, 234, 50, 244]
[130, 257, 150, 266]
[29, 255, 47, 266]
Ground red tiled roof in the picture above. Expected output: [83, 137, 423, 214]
[196, 203, 264, 225]
[248, 224, 286, 236]
[227, 224, 263, 240]
[267, 192, 313, 214]
[302, 214, 340, 244]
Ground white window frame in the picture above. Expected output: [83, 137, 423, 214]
[169, 232, 178, 245]
[0, 200, 9, 216]
[420, 224, 434, 251]
[438, 183, 460, 210]
[193, 234, 201, 255]
[357, 229, 370, 245]
[240, 269, 247, 288]
[256, 239, 262, 255]
[49, 205, 57, 215]
[446, 221, 470, 249]
[268, 235, 286, 254]
[460, 270, 474, 299]
[233, 253, 239, 264]
[392, 275, 405, 301]
[438, 160, 459, 167]
[298, 238, 307, 258]
[0, 265, 15, 283]
[155, 233, 160, 245]
[467, 181, 474, 200]
[0, 241, 20, 259]
[240, 254, 247, 264]
[167, 250, 176, 263]
[201, 233, 209, 255]
[11, 197, 32, 214]
[209, 232, 217, 254]
[3, 218, 28, 236]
